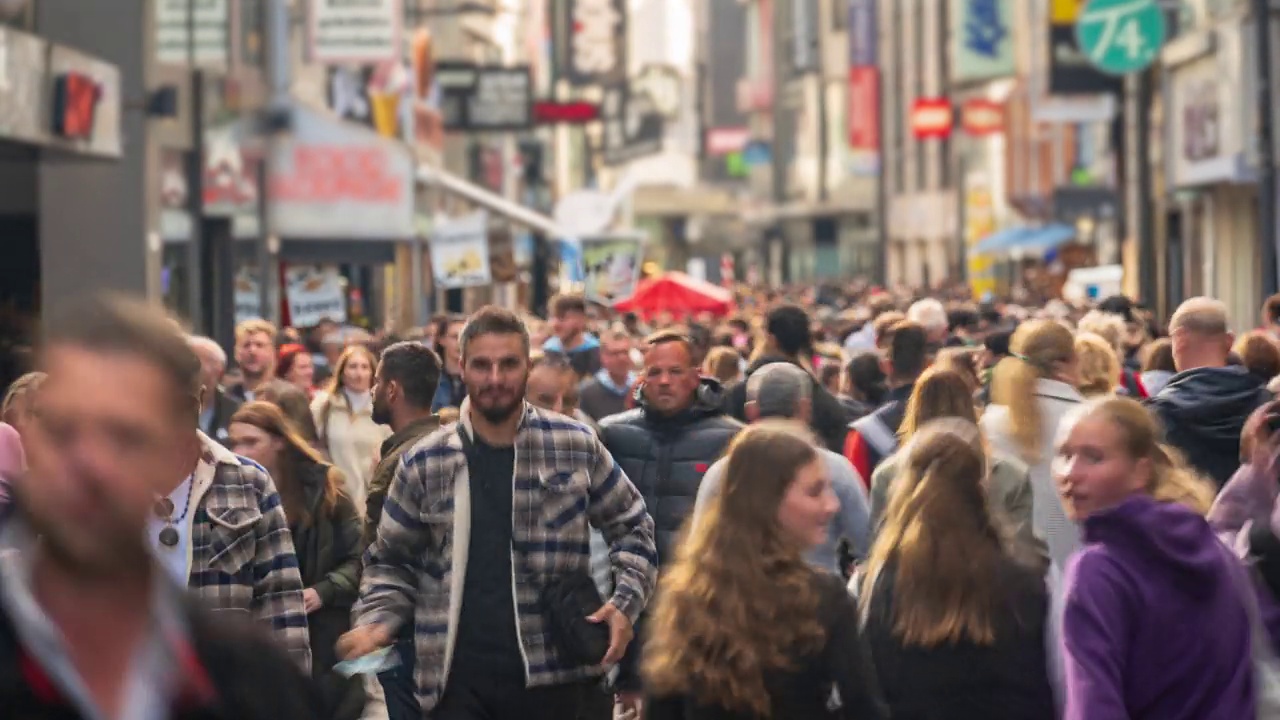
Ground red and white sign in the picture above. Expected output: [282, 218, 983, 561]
[705, 127, 750, 156]
[961, 99, 1004, 136]
[911, 98, 953, 139]
[847, 66, 879, 176]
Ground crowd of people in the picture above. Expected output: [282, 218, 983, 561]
[3, 284, 1280, 719]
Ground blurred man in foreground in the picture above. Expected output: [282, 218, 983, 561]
[0, 293, 322, 720]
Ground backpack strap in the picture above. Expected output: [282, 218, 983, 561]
[852, 414, 898, 458]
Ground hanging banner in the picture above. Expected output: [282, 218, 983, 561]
[555, 0, 627, 86]
[847, 0, 879, 176]
[965, 179, 998, 299]
[234, 269, 262, 324]
[581, 236, 644, 304]
[269, 105, 414, 239]
[951, 0, 1015, 82]
[285, 265, 347, 327]
[430, 211, 492, 289]
[309, 0, 402, 65]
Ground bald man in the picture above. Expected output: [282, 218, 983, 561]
[1148, 297, 1271, 487]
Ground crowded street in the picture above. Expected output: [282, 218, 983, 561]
[6, 0, 1280, 719]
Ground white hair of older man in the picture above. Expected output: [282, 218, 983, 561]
[907, 298, 948, 336]
[188, 335, 228, 372]
[745, 362, 812, 419]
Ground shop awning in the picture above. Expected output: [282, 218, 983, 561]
[1015, 223, 1078, 253]
[971, 226, 1034, 255]
[416, 165, 568, 237]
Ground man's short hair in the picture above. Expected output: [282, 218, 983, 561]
[1264, 294, 1280, 325]
[644, 330, 695, 363]
[1097, 294, 1136, 323]
[234, 318, 278, 345]
[379, 341, 443, 410]
[549, 293, 587, 318]
[746, 362, 811, 419]
[460, 306, 531, 359]
[1170, 297, 1229, 336]
[872, 311, 907, 344]
[766, 304, 812, 356]
[887, 320, 929, 379]
[45, 293, 204, 424]
[188, 335, 228, 370]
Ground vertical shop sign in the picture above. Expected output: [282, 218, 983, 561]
[430, 211, 492, 289]
[309, 0, 402, 65]
[951, 0, 1015, 82]
[847, 0, 879, 176]
[556, 0, 627, 86]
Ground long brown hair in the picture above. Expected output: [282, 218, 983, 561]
[324, 344, 378, 397]
[258, 379, 322, 448]
[230, 401, 346, 526]
[992, 319, 1076, 462]
[897, 367, 978, 442]
[861, 419, 1004, 646]
[643, 423, 826, 716]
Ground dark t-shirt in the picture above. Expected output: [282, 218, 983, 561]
[452, 436, 524, 679]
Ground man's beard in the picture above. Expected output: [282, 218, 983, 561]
[476, 397, 524, 425]
[21, 498, 149, 579]
[372, 396, 391, 426]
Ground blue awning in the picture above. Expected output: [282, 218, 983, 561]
[1014, 223, 1078, 253]
[971, 226, 1033, 255]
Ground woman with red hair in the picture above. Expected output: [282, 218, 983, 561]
[278, 343, 316, 397]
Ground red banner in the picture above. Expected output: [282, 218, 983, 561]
[911, 98, 954, 139]
[847, 66, 879, 151]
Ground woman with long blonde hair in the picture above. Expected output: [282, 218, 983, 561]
[981, 319, 1084, 571]
[1054, 397, 1251, 719]
[310, 344, 390, 509]
[228, 401, 366, 719]
[1073, 332, 1121, 399]
[643, 423, 887, 719]
[859, 419, 1055, 719]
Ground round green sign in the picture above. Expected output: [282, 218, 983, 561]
[1075, 0, 1166, 75]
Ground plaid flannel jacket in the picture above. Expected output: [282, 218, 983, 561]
[355, 400, 658, 713]
[187, 432, 312, 672]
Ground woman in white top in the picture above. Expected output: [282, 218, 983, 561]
[980, 319, 1084, 572]
[310, 344, 390, 511]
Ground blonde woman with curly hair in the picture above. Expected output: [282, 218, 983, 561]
[859, 419, 1055, 719]
[1054, 397, 1252, 719]
[643, 422, 888, 719]
[1073, 332, 1121, 399]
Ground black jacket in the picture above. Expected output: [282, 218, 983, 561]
[644, 572, 889, 720]
[1148, 365, 1271, 488]
[861, 558, 1054, 719]
[723, 355, 850, 452]
[0, 587, 327, 720]
[293, 461, 365, 720]
[599, 378, 743, 564]
[202, 389, 242, 445]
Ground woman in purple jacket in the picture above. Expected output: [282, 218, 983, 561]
[1055, 396, 1256, 720]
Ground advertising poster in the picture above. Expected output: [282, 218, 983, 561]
[285, 265, 347, 327]
[581, 237, 643, 304]
[430, 211, 492, 289]
[234, 268, 261, 324]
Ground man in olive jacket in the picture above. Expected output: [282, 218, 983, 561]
[367, 341, 443, 720]
[598, 331, 744, 710]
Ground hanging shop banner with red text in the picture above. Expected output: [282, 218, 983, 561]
[269, 105, 414, 240]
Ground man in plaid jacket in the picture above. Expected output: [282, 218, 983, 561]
[342, 306, 658, 719]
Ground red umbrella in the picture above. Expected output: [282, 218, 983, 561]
[613, 271, 735, 319]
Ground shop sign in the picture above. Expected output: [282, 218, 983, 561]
[0, 26, 46, 145]
[437, 62, 533, 132]
[269, 106, 414, 240]
[555, 0, 627, 86]
[155, 0, 231, 67]
[1168, 50, 1246, 188]
[580, 236, 643, 303]
[961, 98, 1004, 136]
[1047, 1, 1122, 95]
[704, 127, 750, 156]
[285, 265, 348, 326]
[47, 44, 121, 158]
[309, 0, 401, 65]
[910, 98, 953, 139]
[533, 100, 601, 124]
[951, 0, 1015, 82]
[430, 211, 492, 289]
[601, 83, 663, 165]
[234, 268, 262, 324]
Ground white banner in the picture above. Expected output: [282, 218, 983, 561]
[286, 265, 348, 327]
[156, 0, 230, 67]
[430, 211, 492, 289]
[581, 236, 643, 304]
[309, 0, 402, 65]
[234, 269, 261, 325]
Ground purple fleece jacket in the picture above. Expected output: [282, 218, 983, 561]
[1061, 496, 1255, 720]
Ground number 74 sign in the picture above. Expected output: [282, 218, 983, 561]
[1075, 0, 1166, 75]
